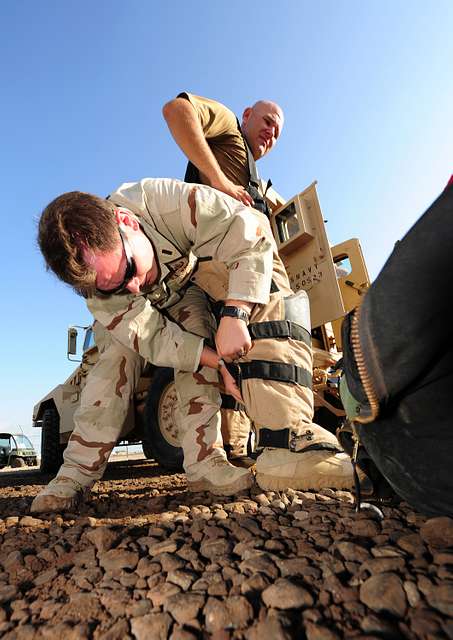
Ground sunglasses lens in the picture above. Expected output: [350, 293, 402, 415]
[96, 227, 136, 294]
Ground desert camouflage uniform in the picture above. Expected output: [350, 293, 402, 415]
[52, 178, 343, 491]
[180, 91, 265, 458]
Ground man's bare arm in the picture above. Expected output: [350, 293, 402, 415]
[162, 97, 252, 205]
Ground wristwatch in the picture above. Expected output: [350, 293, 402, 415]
[219, 305, 250, 323]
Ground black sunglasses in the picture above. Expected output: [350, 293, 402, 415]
[96, 226, 137, 295]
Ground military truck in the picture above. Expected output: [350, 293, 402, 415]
[32, 182, 370, 473]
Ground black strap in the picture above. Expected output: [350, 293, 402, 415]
[220, 394, 242, 411]
[248, 320, 311, 347]
[258, 427, 289, 448]
[184, 161, 200, 184]
[236, 119, 272, 218]
[242, 130, 261, 188]
[227, 360, 312, 388]
[257, 427, 341, 452]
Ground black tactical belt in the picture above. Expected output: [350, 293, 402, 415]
[248, 320, 311, 347]
[227, 360, 312, 388]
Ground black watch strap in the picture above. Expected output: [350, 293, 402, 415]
[220, 305, 250, 323]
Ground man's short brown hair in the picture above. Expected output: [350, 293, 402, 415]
[38, 191, 119, 295]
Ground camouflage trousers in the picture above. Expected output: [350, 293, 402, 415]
[220, 407, 250, 458]
[57, 285, 222, 487]
[56, 255, 333, 488]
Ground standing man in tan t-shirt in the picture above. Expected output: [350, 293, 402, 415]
[163, 92, 284, 462]
[163, 92, 284, 210]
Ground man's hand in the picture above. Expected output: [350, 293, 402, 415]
[197, 345, 243, 403]
[219, 362, 243, 404]
[210, 175, 253, 206]
[215, 317, 252, 362]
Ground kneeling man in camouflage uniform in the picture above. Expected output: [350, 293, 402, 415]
[32, 178, 352, 513]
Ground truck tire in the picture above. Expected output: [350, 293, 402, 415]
[141, 439, 154, 460]
[10, 457, 26, 468]
[40, 407, 65, 474]
[143, 368, 183, 471]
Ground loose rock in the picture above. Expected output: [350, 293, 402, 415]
[360, 572, 407, 618]
[164, 593, 205, 624]
[98, 549, 139, 573]
[262, 579, 314, 609]
[420, 517, 453, 548]
[130, 612, 172, 640]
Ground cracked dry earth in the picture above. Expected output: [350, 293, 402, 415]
[0, 458, 453, 640]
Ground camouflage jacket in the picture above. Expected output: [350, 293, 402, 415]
[87, 178, 275, 372]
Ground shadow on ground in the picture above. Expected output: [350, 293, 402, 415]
[0, 458, 184, 518]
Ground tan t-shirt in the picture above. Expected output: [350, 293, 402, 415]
[179, 92, 249, 188]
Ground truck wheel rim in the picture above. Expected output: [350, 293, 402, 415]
[157, 382, 180, 447]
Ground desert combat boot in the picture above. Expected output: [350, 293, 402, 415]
[30, 476, 91, 514]
[256, 448, 353, 491]
[185, 454, 254, 496]
[254, 423, 354, 492]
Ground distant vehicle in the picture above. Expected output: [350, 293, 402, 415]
[0, 433, 38, 469]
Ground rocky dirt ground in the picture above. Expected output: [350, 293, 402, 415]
[0, 458, 452, 639]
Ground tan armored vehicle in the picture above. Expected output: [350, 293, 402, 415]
[33, 182, 370, 473]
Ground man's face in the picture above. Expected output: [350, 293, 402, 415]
[241, 101, 284, 160]
[83, 209, 158, 295]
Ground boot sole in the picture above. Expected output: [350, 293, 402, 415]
[256, 472, 353, 492]
[187, 472, 254, 496]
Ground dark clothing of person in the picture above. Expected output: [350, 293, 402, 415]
[342, 178, 453, 516]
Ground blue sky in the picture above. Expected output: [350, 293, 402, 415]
[1, 0, 452, 448]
